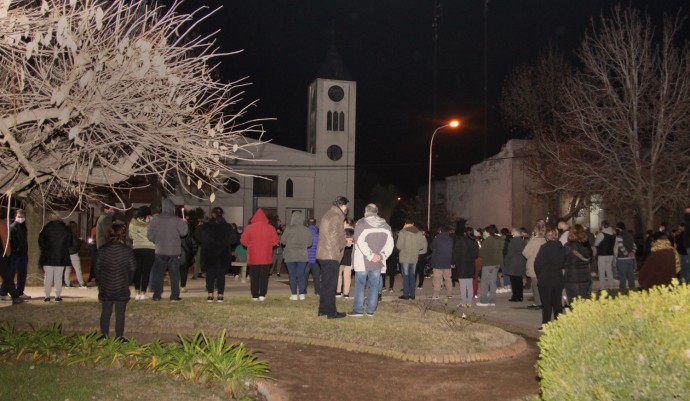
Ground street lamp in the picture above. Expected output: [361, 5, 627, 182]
[427, 119, 460, 231]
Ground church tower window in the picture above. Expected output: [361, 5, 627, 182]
[286, 179, 294, 198]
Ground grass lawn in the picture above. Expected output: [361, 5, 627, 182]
[1, 297, 518, 356]
[0, 359, 228, 401]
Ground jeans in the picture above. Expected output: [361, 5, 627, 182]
[459, 278, 473, 305]
[479, 265, 500, 303]
[317, 259, 340, 316]
[598, 255, 615, 290]
[11, 255, 27, 295]
[680, 252, 690, 283]
[400, 263, 416, 297]
[286, 262, 307, 295]
[150, 254, 180, 300]
[305, 262, 321, 294]
[101, 300, 127, 338]
[617, 258, 635, 289]
[353, 270, 381, 314]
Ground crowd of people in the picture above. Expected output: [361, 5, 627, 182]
[1, 198, 688, 337]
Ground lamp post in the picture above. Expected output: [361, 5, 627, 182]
[427, 119, 460, 231]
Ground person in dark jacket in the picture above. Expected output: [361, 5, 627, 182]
[197, 207, 238, 302]
[477, 224, 505, 306]
[5, 209, 29, 298]
[179, 223, 197, 294]
[563, 224, 593, 303]
[0, 214, 22, 305]
[430, 225, 455, 299]
[97, 222, 136, 338]
[534, 228, 566, 330]
[39, 219, 75, 302]
[503, 227, 528, 302]
[452, 227, 479, 307]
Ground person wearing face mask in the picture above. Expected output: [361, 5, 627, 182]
[1, 209, 30, 300]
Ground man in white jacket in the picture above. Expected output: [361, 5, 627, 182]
[348, 204, 394, 317]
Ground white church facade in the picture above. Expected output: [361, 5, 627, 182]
[173, 50, 356, 228]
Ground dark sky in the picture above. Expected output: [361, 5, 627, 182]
[176, 1, 688, 197]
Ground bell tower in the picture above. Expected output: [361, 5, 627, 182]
[307, 46, 356, 204]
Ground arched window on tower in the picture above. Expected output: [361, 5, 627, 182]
[327, 111, 333, 131]
[332, 110, 339, 131]
[286, 179, 294, 198]
[339, 112, 345, 131]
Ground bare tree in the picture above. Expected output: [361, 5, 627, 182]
[502, 7, 690, 230]
[0, 0, 266, 213]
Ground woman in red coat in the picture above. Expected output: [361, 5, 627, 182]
[240, 209, 279, 301]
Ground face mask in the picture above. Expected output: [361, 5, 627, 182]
[15, 218, 25, 224]
[482, 233, 489, 240]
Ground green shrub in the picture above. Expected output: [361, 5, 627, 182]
[537, 282, 690, 400]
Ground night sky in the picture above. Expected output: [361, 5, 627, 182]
[175, 1, 689, 197]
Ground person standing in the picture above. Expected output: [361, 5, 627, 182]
[477, 225, 505, 306]
[503, 227, 528, 302]
[594, 221, 616, 290]
[535, 228, 566, 331]
[128, 206, 155, 300]
[65, 221, 87, 288]
[316, 196, 350, 319]
[240, 208, 279, 301]
[3, 209, 29, 299]
[147, 198, 188, 302]
[397, 220, 427, 300]
[348, 203, 393, 317]
[305, 218, 321, 295]
[39, 218, 75, 302]
[197, 207, 238, 302]
[452, 227, 479, 307]
[271, 226, 284, 277]
[97, 222, 136, 338]
[91, 204, 116, 282]
[280, 210, 313, 300]
[0, 213, 22, 305]
[523, 221, 547, 309]
[563, 224, 593, 303]
[614, 222, 637, 290]
[429, 225, 455, 300]
[336, 223, 355, 298]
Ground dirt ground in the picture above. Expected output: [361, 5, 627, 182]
[241, 336, 540, 401]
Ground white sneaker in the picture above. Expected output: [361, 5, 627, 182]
[258, 296, 266, 301]
[134, 294, 142, 301]
[298, 294, 306, 300]
[476, 302, 490, 306]
[252, 297, 259, 301]
[289, 294, 298, 301]
[140, 294, 148, 300]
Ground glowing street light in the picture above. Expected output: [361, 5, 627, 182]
[427, 119, 461, 231]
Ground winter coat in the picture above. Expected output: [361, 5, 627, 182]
[316, 205, 348, 262]
[396, 225, 428, 264]
[9, 221, 28, 257]
[503, 236, 527, 276]
[280, 211, 313, 263]
[352, 214, 394, 272]
[97, 241, 136, 302]
[240, 208, 280, 265]
[307, 225, 319, 263]
[39, 220, 74, 266]
[639, 240, 678, 290]
[430, 232, 454, 269]
[563, 240, 592, 284]
[479, 235, 504, 267]
[522, 236, 546, 278]
[452, 235, 479, 279]
[128, 218, 155, 250]
[198, 218, 238, 269]
[534, 240, 566, 287]
[147, 199, 188, 255]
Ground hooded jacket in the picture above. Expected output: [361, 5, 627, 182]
[280, 211, 313, 263]
[146, 198, 188, 255]
[240, 208, 279, 265]
[128, 217, 155, 250]
[316, 205, 348, 261]
[396, 224, 427, 264]
[352, 214, 394, 272]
